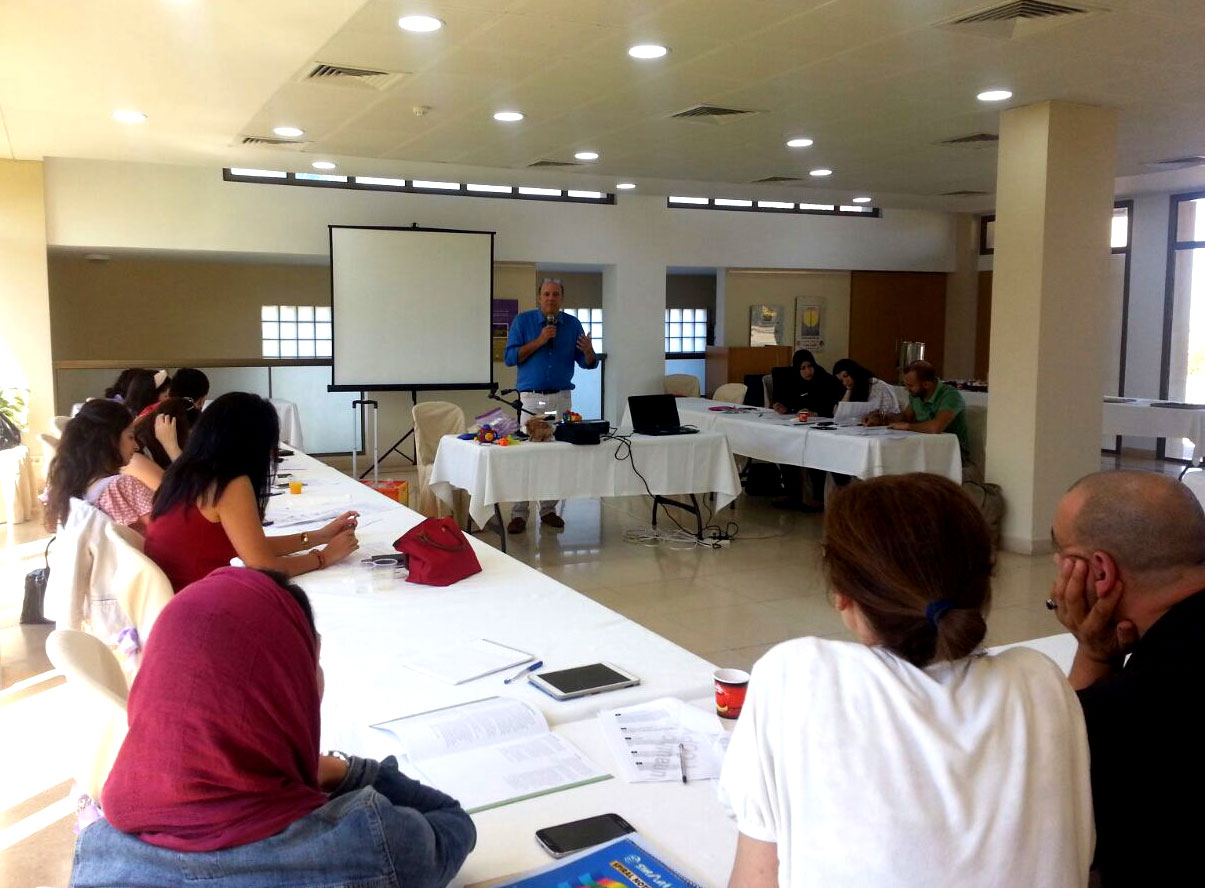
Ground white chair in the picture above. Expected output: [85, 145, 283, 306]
[412, 401, 467, 519]
[38, 431, 59, 466]
[663, 374, 701, 398]
[52, 415, 70, 435]
[712, 382, 747, 404]
[45, 629, 129, 801]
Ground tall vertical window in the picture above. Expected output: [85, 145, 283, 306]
[665, 308, 708, 353]
[262, 305, 332, 359]
[1165, 193, 1205, 460]
[563, 308, 603, 352]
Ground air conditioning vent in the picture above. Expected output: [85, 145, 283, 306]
[937, 1, 1103, 38]
[1147, 155, 1205, 168]
[940, 132, 1000, 145]
[304, 63, 402, 90]
[669, 104, 760, 124]
[752, 176, 805, 183]
[942, 189, 992, 196]
[527, 159, 583, 168]
[241, 136, 309, 147]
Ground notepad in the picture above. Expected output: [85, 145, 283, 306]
[371, 696, 610, 812]
[401, 638, 534, 685]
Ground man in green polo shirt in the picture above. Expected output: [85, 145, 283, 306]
[868, 361, 979, 481]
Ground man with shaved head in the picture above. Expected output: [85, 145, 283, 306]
[1050, 470, 1205, 886]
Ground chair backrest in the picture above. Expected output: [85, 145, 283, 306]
[412, 402, 467, 467]
[52, 415, 70, 435]
[46, 629, 129, 710]
[663, 374, 701, 398]
[762, 374, 774, 408]
[101, 520, 174, 647]
[712, 383, 747, 404]
[38, 432, 59, 464]
[964, 404, 988, 470]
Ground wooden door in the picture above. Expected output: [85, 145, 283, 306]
[848, 272, 948, 382]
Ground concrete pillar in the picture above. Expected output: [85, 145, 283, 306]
[943, 213, 979, 379]
[0, 160, 55, 486]
[985, 101, 1117, 553]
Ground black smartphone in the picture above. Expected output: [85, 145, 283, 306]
[535, 813, 635, 858]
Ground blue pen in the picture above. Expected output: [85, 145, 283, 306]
[504, 660, 543, 684]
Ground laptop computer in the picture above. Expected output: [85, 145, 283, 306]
[627, 394, 699, 436]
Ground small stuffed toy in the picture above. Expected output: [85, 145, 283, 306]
[526, 418, 554, 442]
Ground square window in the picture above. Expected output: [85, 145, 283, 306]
[298, 340, 316, 358]
[261, 305, 279, 321]
[280, 339, 298, 358]
[670, 309, 681, 322]
[591, 309, 602, 322]
[316, 340, 332, 358]
[316, 322, 332, 340]
[298, 322, 315, 340]
[262, 339, 280, 358]
[665, 323, 672, 336]
[280, 322, 297, 340]
[280, 305, 297, 322]
[669, 339, 683, 353]
[682, 309, 696, 322]
[592, 337, 602, 352]
[316, 306, 331, 322]
[693, 337, 707, 351]
[262, 322, 279, 339]
[298, 306, 314, 322]
[670, 322, 682, 337]
[694, 322, 707, 337]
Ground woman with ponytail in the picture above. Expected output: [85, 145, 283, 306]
[719, 473, 1094, 888]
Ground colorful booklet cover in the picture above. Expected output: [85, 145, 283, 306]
[477, 835, 706, 888]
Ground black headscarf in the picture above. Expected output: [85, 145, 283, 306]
[779, 350, 844, 417]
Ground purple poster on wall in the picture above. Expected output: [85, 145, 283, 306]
[492, 299, 519, 336]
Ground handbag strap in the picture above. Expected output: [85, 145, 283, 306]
[416, 530, 467, 552]
[44, 534, 55, 570]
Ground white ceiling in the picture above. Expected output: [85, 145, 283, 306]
[4, 0, 1205, 210]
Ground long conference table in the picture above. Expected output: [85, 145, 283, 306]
[266, 449, 737, 884]
[622, 398, 963, 483]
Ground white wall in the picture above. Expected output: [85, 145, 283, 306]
[42, 158, 958, 446]
[1125, 192, 1170, 402]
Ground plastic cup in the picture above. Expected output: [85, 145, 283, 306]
[288, 480, 303, 494]
[714, 667, 750, 719]
[796, 410, 810, 423]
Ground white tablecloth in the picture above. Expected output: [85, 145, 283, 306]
[1101, 398, 1205, 451]
[265, 450, 717, 746]
[428, 432, 742, 528]
[1183, 469, 1205, 509]
[0, 444, 38, 524]
[270, 398, 304, 449]
[627, 398, 962, 484]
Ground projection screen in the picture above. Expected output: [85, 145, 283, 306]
[329, 226, 495, 391]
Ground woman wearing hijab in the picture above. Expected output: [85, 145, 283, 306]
[70, 567, 476, 887]
[771, 350, 844, 419]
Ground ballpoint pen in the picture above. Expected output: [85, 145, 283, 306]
[679, 743, 688, 784]
[504, 660, 543, 684]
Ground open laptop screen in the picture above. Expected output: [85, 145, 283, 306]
[627, 394, 683, 433]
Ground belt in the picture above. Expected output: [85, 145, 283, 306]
[521, 389, 563, 395]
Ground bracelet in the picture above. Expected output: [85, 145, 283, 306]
[300, 532, 309, 546]
[310, 547, 326, 570]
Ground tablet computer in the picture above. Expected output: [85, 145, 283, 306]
[528, 662, 640, 700]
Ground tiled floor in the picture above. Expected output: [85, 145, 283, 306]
[0, 453, 1189, 886]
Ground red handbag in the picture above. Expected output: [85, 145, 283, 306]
[393, 517, 482, 586]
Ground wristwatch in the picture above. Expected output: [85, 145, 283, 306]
[300, 532, 310, 546]
[324, 749, 351, 766]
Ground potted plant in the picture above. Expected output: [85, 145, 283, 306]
[0, 387, 29, 449]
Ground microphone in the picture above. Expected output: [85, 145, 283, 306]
[544, 312, 558, 327]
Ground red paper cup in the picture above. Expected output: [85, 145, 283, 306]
[796, 410, 810, 423]
[714, 667, 750, 719]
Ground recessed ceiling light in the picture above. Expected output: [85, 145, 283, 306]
[273, 126, 304, 138]
[852, 196, 872, 204]
[809, 168, 833, 177]
[977, 89, 1012, 102]
[312, 161, 337, 170]
[617, 183, 636, 190]
[398, 15, 443, 32]
[493, 111, 524, 122]
[628, 44, 668, 59]
[574, 151, 599, 161]
[786, 137, 814, 148]
[112, 109, 147, 124]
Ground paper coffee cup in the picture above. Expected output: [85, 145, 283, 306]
[714, 667, 750, 719]
[288, 480, 303, 494]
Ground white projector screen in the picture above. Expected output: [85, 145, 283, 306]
[329, 226, 494, 390]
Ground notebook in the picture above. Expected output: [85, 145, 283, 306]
[400, 638, 533, 685]
[627, 394, 699, 436]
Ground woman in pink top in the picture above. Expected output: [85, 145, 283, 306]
[44, 399, 154, 534]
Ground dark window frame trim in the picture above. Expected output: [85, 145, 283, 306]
[665, 198, 880, 218]
[1157, 188, 1205, 463]
[223, 169, 616, 205]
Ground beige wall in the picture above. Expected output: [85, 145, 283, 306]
[944, 214, 979, 380]
[0, 160, 55, 482]
[723, 270, 851, 368]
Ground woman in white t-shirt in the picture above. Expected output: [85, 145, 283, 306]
[832, 358, 899, 417]
[719, 473, 1093, 888]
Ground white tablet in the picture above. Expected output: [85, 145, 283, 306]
[527, 662, 640, 700]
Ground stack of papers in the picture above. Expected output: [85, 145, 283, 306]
[598, 697, 728, 783]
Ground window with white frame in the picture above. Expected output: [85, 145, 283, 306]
[261, 305, 332, 359]
[562, 308, 603, 352]
[666, 308, 708, 353]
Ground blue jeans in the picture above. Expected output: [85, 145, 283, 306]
[70, 756, 476, 888]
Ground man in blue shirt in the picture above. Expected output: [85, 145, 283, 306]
[503, 278, 598, 533]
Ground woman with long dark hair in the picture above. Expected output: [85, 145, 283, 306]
[103, 368, 145, 403]
[70, 567, 476, 887]
[832, 358, 899, 415]
[44, 400, 154, 534]
[720, 474, 1093, 887]
[144, 392, 358, 591]
[123, 370, 170, 417]
[167, 367, 210, 408]
[771, 350, 845, 419]
[122, 397, 200, 491]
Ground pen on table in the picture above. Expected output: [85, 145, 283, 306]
[504, 660, 543, 684]
[679, 743, 688, 784]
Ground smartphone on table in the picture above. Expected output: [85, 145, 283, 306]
[535, 813, 635, 858]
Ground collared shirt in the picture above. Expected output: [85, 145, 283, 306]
[909, 382, 969, 459]
[1077, 589, 1205, 887]
[504, 309, 595, 391]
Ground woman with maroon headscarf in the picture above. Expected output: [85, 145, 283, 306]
[70, 567, 475, 887]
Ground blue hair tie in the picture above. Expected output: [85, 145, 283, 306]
[925, 599, 956, 628]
